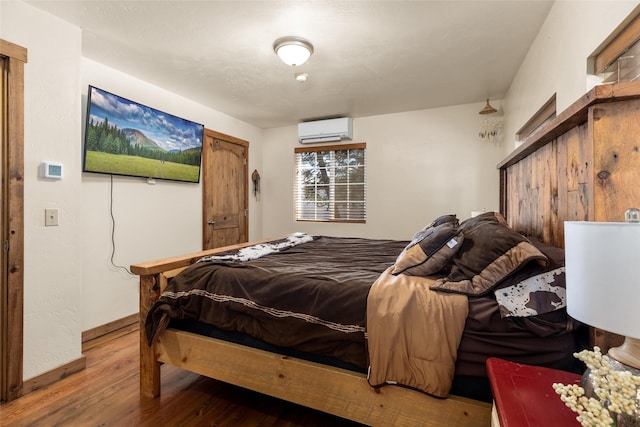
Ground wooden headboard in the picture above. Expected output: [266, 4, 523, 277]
[498, 81, 640, 351]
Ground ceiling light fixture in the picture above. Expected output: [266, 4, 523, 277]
[273, 36, 314, 67]
[479, 99, 498, 115]
[295, 72, 308, 82]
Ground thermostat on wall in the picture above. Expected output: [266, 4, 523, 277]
[41, 161, 63, 179]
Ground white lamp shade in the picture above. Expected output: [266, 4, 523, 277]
[564, 221, 640, 339]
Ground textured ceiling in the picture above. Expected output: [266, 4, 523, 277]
[26, 0, 553, 129]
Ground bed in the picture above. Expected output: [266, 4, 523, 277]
[134, 234, 497, 426]
[132, 81, 640, 426]
[134, 227, 577, 426]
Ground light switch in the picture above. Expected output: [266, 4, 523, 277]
[45, 208, 59, 226]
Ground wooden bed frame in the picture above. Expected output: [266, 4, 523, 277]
[133, 240, 490, 426]
[131, 81, 640, 426]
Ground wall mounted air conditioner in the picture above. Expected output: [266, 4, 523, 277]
[298, 117, 353, 144]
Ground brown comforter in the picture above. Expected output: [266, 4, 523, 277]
[145, 236, 408, 369]
[367, 267, 468, 397]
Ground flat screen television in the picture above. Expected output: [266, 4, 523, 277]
[83, 85, 204, 183]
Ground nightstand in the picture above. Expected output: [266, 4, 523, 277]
[486, 358, 582, 427]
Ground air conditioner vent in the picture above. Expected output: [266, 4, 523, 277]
[298, 117, 353, 144]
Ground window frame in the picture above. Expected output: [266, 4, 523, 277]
[593, 12, 640, 75]
[294, 142, 366, 223]
[516, 94, 557, 142]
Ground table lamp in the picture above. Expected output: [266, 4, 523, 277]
[564, 209, 640, 369]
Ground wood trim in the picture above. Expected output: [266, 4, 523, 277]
[155, 329, 491, 426]
[294, 142, 366, 153]
[1, 39, 27, 402]
[0, 40, 27, 64]
[131, 237, 277, 276]
[516, 94, 556, 141]
[82, 313, 139, 352]
[499, 168, 508, 219]
[82, 313, 139, 343]
[202, 129, 249, 147]
[21, 355, 86, 395]
[295, 219, 366, 224]
[594, 12, 640, 74]
[498, 81, 640, 170]
[1, 47, 6, 404]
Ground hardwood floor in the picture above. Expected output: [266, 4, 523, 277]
[0, 328, 364, 426]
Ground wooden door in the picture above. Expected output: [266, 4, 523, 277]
[1, 40, 27, 401]
[0, 47, 5, 402]
[202, 129, 248, 250]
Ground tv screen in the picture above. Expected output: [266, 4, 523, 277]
[83, 85, 204, 183]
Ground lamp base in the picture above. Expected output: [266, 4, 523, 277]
[609, 337, 640, 370]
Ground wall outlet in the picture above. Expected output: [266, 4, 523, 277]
[45, 208, 59, 226]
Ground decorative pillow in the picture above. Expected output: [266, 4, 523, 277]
[493, 238, 566, 317]
[422, 213, 459, 230]
[392, 222, 464, 277]
[429, 212, 548, 296]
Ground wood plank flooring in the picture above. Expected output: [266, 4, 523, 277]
[0, 328, 363, 426]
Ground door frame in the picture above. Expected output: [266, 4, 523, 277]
[202, 129, 249, 249]
[1, 39, 27, 402]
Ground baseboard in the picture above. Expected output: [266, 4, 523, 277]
[82, 313, 140, 343]
[22, 355, 86, 395]
[82, 313, 140, 352]
[19, 314, 140, 397]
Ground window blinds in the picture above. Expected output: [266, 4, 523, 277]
[294, 143, 366, 223]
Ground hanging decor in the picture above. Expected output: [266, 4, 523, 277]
[478, 99, 498, 115]
[251, 169, 261, 199]
[479, 116, 503, 145]
[478, 98, 503, 145]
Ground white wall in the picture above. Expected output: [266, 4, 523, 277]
[1, 0, 263, 380]
[1, 0, 83, 379]
[262, 103, 505, 241]
[503, 1, 639, 155]
[80, 59, 264, 332]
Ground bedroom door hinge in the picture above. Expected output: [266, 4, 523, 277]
[243, 158, 247, 166]
[4, 240, 8, 251]
[244, 209, 248, 217]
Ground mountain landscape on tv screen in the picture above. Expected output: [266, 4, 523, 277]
[83, 86, 204, 183]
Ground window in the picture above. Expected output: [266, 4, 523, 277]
[593, 12, 640, 81]
[516, 94, 556, 142]
[294, 143, 366, 223]
[598, 36, 640, 84]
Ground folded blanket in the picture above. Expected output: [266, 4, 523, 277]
[366, 267, 468, 397]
